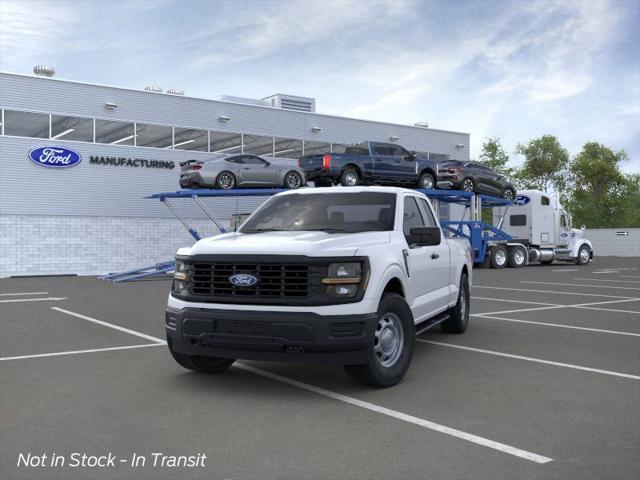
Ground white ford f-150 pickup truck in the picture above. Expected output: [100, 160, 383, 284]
[166, 186, 473, 387]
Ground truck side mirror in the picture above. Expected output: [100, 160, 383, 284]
[407, 227, 441, 247]
[405, 151, 416, 161]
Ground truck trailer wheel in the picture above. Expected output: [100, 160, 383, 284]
[489, 245, 508, 269]
[167, 338, 235, 373]
[344, 293, 415, 388]
[507, 246, 526, 268]
[441, 273, 470, 333]
[576, 245, 591, 265]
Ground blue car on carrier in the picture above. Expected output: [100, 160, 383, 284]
[299, 141, 443, 189]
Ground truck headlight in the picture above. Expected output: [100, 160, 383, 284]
[172, 260, 189, 295]
[322, 262, 363, 298]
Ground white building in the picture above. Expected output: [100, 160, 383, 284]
[0, 70, 470, 276]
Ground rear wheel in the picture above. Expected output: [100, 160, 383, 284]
[461, 177, 475, 192]
[490, 245, 508, 269]
[340, 168, 360, 186]
[418, 172, 435, 190]
[503, 187, 515, 201]
[441, 273, 470, 333]
[168, 339, 235, 373]
[344, 293, 414, 388]
[576, 245, 591, 265]
[284, 171, 303, 189]
[216, 171, 236, 189]
[507, 245, 526, 268]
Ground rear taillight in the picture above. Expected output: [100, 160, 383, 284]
[192, 165, 202, 171]
[448, 167, 460, 173]
[322, 154, 331, 169]
[297, 159, 301, 167]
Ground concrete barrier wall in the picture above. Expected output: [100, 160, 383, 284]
[586, 228, 640, 257]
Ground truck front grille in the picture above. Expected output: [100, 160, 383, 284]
[190, 263, 310, 299]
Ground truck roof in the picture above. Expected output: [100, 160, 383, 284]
[275, 186, 419, 197]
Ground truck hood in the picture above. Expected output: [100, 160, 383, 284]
[183, 231, 391, 257]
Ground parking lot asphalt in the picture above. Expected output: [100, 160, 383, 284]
[1, 257, 639, 480]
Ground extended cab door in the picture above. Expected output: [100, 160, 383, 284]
[402, 195, 451, 322]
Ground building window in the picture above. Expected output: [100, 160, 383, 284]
[210, 131, 243, 154]
[173, 127, 208, 151]
[95, 119, 135, 145]
[3, 110, 49, 138]
[51, 114, 94, 142]
[274, 137, 303, 158]
[303, 140, 331, 156]
[135, 123, 173, 149]
[244, 134, 274, 156]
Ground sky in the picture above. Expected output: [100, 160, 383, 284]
[1, 0, 639, 172]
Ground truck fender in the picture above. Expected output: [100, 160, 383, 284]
[571, 239, 593, 258]
[370, 263, 408, 302]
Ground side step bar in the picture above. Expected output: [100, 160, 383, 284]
[415, 312, 450, 336]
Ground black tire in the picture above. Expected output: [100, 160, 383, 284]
[461, 177, 475, 192]
[215, 171, 236, 189]
[344, 293, 414, 388]
[340, 167, 360, 186]
[418, 172, 435, 190]
[441, 273, 470, 333]
[283, 171, 304, 189]
[503, 187, 516, 201]
[507, 245, 526, 268]
[576, 245, 591, 265]
[168, 338, 235, 373]
[490, 245, 508, 269]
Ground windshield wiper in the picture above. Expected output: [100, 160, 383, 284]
[240, 228, 284, 233]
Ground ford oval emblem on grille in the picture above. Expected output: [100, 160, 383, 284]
[229, 273, 259, 287]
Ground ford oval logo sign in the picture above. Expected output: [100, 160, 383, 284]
[514, 195, 530, 206]
[28, 146, 82, 168]
[229, 273, 259, 287]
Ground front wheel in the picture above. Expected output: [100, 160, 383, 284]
[418, 172, 435, 190]
[284, 171, 304, 189]
[576, 245, 591, 265]
[441, 273, 470, 333]
[344, 293, 414, 388]
[168, 339, 235, 373]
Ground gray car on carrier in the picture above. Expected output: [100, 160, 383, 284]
[179, 154, 306, 189]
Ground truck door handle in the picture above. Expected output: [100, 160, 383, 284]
[242, 167, 250, 170]
[431, 253, 439, 259]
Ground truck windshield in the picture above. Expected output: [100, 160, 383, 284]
[240, 192, 396, 234]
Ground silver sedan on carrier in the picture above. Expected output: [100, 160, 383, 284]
[179, 154, 306, 189]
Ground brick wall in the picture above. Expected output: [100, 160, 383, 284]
[586, 228, 640, 257]
[0, 215, 228, 277]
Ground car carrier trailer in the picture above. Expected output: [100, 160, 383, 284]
[99, 186, 593, 282]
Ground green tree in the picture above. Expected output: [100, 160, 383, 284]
[515, 135, 569, 193]
[479, 137, 513, 176]
[566, 142, 636, 228]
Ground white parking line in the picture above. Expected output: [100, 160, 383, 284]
[573, 278, 640, 284]
[471, 296, 558, 307]
[521, 281, 640, 291]
[472, 314, 640, 337]
[0, 343, 165, 361]
[0, 292, 49, 296]
[552, 269, 578, 272]
[474, 298, 640, 317]
[0, 297, 67, 303]
[417, 340, 640, 380]
[51, 307, 165, 343]
[620, 275, 640, 279]
[474, 285, 637, 299]
[235, 363, 553, 464]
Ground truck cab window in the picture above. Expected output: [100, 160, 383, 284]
[403, 197, 425, 236]
[541, 196, 550, 206]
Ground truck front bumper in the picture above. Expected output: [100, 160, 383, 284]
[166, 307, 379, 365]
